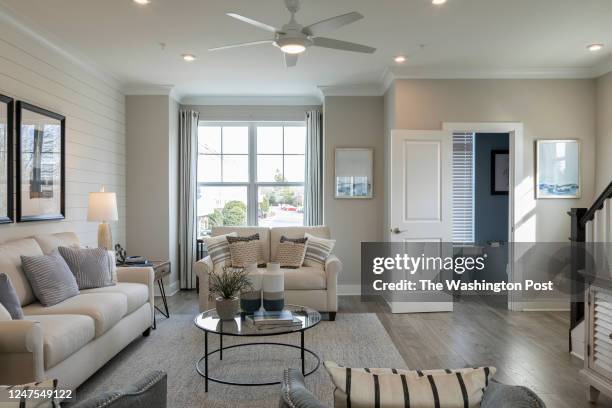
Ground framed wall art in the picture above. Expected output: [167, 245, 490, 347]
[335, 147, 373, 199]
[491, 149, 509, 195]
[16, 102, 65, 221]
[0, 94, 13, 223]
[536, 139, 580, 199]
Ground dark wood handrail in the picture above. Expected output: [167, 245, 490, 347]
[581, 180, 612, 225]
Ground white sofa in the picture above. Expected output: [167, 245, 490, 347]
[0, 232, 154, 390]
[194, 226, 342, 319]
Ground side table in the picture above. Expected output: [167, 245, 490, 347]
[118, 260, 171, 329]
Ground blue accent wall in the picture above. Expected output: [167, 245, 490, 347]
[475, 133, 509, 245]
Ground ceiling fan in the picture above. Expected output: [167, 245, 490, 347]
[209, 0, 376, 67]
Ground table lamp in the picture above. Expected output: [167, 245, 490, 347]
[87, 186, 118, 250]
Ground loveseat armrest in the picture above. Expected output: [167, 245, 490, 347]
[71, 370, 167, 408]
[0, 320, 45, 385]
[325, 255, 342, 312]
[481, 381, 546, 408]
[280, 369, 328, 408]
[117, 267, 155, 326]
[194, 256, 214, 312]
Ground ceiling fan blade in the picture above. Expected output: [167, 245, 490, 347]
[312, 37, 376, 54]
[302, 12, 363, 36]
[284, 53, 299, 68]
[226, 13, 279, 33]
[209, 40, 273, 51]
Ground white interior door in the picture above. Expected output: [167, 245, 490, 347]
[389, 129, 453, 313]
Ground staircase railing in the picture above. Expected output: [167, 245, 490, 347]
[568, 180, 612, 352]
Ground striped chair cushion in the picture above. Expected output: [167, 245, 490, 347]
[325, 361, 496, 408]
[202, 232, 238, 267]
[20, 251, 80, 307]
[303, 233, 335, 267]
[275, 236, 308, 268]
[58, 247, 115, 290]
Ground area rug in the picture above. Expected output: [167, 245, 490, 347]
[68, 313, 406, 407]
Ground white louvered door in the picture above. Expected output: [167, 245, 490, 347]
[589, 288, 612, 379]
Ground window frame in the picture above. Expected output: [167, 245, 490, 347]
[198, 121, 306, 228]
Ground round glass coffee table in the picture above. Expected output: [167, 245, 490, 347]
[194, 305, 321, 391]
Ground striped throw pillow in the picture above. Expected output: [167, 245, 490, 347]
[58, 247, 115, 290]
[20, 251, 80, 307]
[325, 361, 496, 408]
[303, 233, 335, 267]
[201, 233, 237, 267]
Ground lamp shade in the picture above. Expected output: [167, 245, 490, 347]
[87, 191, 118, 222]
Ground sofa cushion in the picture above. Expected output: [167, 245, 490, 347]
[0, 238, 43, 306]
[303, 233, 335, 268]
[213, 227, 271, 263]
[280, 266, 326, 290]
[81, 283, 149, 314]
[25, 314, 95, 369]
[22, 293, 128, 337]
[270, 226, 330, 261]
[33, 232, 80, 255]
[0, 303, 11, 321]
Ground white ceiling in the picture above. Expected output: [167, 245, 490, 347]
[2, 0, 612, 100]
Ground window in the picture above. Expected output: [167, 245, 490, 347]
[197, 123, 306, 236]
[452, 132, 475, 244]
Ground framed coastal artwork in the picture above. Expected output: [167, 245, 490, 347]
[0, 94, 14, 223]
[536, 140, 580, 199]
[335, 148, 373, 199]
[16, 102, 65, 221]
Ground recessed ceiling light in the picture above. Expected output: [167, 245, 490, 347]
[395, 56, 406, 63]
[182, 54, 196, 62]
[432, 0, 447, 5]
[587, 44, 604, 52]
[133, 0, 150, 5]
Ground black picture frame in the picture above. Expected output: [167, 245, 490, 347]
[491, 149, 509, 196]
[0, 94, 14, 224]
[16, 101, 65, 222]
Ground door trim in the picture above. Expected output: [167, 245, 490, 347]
[442, 122, 524, 311]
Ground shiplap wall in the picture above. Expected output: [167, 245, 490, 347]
[0, 19, 126, 247]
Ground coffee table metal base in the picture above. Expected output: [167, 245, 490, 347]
[196, 334, 321, 391]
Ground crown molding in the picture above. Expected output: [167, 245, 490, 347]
[0, 3, 123, 92]
[180, 95, 322, 106]
[381, 65, 598, 93]
[318, 84, 384, 98]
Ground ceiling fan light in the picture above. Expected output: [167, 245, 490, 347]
[280, 44, 306, 54]
[587, 43, 604, 52]
[432, 0, 447, 4]
[133, 0, 150, 4]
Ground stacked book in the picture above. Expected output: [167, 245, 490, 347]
[247, 310, 303, 330]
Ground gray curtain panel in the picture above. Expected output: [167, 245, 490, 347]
[179, 110, 200, 289]
[304, 110, 323, 226]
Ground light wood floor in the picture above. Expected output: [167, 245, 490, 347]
[160, 291, 612, 407]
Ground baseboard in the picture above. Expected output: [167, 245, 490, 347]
[155, 279, 179, 297]
[338, 284, 361, 295]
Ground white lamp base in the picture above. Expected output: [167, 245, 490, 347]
[97, 222, 113, 250]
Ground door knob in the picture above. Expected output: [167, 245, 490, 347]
[390, 227, 402, 234]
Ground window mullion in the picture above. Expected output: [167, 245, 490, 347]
[248, 123, 258, 226]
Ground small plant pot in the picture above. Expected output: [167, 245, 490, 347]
[216, 297, 239, 320]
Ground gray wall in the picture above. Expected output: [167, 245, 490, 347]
[596, 71, 612, 193]
[323, 96, 384, 287]
[474, 133, 509, 245]
[0, 16, 125, 247]
[126, 95, 179, 292]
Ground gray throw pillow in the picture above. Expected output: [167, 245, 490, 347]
[58, 246, 115, 290]
[0, 273, 24, 319]
[20, 251, 80, 307]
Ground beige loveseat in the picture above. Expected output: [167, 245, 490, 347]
[194, 226, 342, 319]
[0, 232, 154, 390]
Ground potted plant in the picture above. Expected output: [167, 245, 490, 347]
[210, 266, 252, 320]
